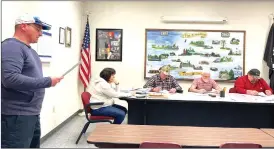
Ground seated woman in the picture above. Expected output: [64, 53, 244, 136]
[87, 68, 129, 124]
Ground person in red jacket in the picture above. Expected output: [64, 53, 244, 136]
[234, 69, 273, 96]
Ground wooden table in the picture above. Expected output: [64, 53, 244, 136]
[87, 124, 274, 148]
[261, 129, 274, 138]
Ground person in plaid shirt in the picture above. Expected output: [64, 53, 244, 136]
[143, 65, 182, 93]
[189, 71, 222, 94]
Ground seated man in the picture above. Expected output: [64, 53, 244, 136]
[189, 71, 222, 94]
[234, 68, 273, 96]
[143, 65, 182, 93]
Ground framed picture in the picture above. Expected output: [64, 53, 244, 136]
[65, 27, 72, 47]
[59, 27, 65, 44]
[95, 28, 123, 61]
[144, 29, 246, 82]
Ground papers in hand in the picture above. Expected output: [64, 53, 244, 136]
[62, 61, 81, 77]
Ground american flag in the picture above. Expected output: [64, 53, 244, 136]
[79, 17, 91, 88]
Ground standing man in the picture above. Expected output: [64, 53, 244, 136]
[1, 14, 63, 148]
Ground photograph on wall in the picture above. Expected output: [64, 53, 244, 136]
[145, 29, 246, 82]
[96, 28, 123, 61]
[65, 27, 72, 47]
[59, 27, 65, 44]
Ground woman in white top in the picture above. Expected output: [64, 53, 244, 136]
[87, 68, 128, 124]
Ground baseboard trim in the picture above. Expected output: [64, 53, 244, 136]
[40, 109, 82, 143]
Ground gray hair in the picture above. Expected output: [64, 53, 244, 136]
[201, 70, 211, 76]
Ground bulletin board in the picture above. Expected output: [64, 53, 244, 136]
[144, 29, 246, 82]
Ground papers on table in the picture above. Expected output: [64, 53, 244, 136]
[167, 93, 274, 104]
[119, 88, 274, 104]
[168, 93, 213, 101]
[253, 95, 274, 102]
[229, 93, 254, 102]
[120, 88, 150, 93]
[258, 92, 267, 97]
[204, 90, 218, 94]
[228, 93, 274, 103]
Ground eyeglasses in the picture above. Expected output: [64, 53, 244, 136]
[28, 24, 42, 32]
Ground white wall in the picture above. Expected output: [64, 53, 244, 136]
[2, 1, 84, 137]
[84, 0, 274, 91]
[2, 0, 273, 138]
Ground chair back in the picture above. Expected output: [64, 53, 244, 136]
[220, 143, 262, 148]
[139, 142, 181, 148]
[81, 92, 92, 113]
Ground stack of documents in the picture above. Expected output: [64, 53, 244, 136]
[228, 93, 274, 103]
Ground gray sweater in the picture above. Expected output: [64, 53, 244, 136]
[1, 38, 52, 115]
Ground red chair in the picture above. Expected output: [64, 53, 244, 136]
[229, 88, 237, 93]
[75, 92, 114, 144]
[220, 143, 262, 148]
[139, 142, 182, 148]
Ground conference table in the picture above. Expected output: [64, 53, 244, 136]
[87, 124, 274, 148]
[120, 92, 274, 128]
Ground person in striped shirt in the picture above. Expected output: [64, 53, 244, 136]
[189, 71, 222, 94]
[143, 65, 182, 93]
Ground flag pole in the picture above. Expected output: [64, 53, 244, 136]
[84, 13, 89, 93]
[79, 13, 91, 116]
[83, 14, 87, 93]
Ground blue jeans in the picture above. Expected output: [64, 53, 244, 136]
[91, 104, 127, 124]
[1, 115, 41, 148]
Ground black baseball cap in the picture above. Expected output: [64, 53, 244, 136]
[248, 69, 260, 78]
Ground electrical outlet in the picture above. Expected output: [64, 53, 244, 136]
[52, 106, 55, 113]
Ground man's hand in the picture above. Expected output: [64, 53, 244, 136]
[247, 90, 258, 96]
[169, 88, 176, 93]
[265, 90, 272, 96]
[214, 90, 221, 94]
[152, 87, 161, 92]
[251, 90, 258, 96]
[198, 89, 207, 94]
[51, 77, 64, 87]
